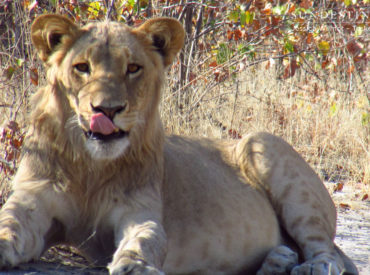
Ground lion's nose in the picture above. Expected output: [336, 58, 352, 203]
[91, 104, 126, 120]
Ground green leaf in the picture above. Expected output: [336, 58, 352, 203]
[127, 0, 135, 8]
[16, 58, 24, 67]
[284, 40, 294, 53]
[240, 11, 246, 26]
[294, 7, 305, 15]
[245, 11, 254, 25]
[228, 10, 239, 23]
[239, 45, 255, 59]
[48, 0, 56, 6]
[273, 5, 287, 16]
[238, 44, 255, 58]
[237, 44, 247, 54]
[216, 43, 232, 64]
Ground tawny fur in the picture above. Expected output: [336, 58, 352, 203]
[0, 15, 357, 275]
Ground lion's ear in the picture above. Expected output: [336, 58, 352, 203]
[135, 17, 185, 67]
[31, 14, 80, 63]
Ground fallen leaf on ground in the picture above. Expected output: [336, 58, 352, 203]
[339, 203, 351, 210]
[334, 182, 344, 192]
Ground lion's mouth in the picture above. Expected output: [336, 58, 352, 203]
[85, 130, 128, 142]
[84, 112, 129, 142]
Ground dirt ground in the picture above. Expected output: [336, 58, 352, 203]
[328, 183, 370, 275]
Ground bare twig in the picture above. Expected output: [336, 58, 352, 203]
[230, 80, 239, 130]
[105, 0, 115, 20]
[146, 0, 152, 18]
[185, 0, 204, 82]
[136, 0, 140, 17]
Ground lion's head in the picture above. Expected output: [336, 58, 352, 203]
[30, 15, 184, 160]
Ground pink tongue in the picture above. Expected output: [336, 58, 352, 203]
[90, 113, 116, 135]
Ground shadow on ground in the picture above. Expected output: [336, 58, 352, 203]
[0, 262, 107, 275]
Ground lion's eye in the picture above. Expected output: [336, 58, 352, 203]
[74, 63, 90, 73]
[127, 64, 142, 74]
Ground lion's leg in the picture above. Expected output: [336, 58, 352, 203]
[236, 132, 357, 274]
[0, 185, 73, 267]
[108, 186, 167, 275]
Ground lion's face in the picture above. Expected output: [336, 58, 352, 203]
[31, 16, 184, 160]
[59, 22, 162, 160]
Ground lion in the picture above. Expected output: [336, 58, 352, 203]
[0, 15, 358, 275]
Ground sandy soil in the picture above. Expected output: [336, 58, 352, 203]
[328, 183, 370, 275]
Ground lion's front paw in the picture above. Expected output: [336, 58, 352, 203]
[257, 245, 298, 275]
[291, 254, 346, 275]
[0, 238, 20, 269]
[0, 254, 12, 269]
[0, 228, 24, 269]
[108, 258, 164, 275]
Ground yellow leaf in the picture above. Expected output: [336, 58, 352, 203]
[361, 112, 369, 126]
[318, 41, 330, 56]
[88, 1, 101, 18]
[355, 25, 364, 37]
[357, 96, 369, 109]
[245, 11, 255, 24]
[306, 104, 312, 113]
[297, 100, 304, 109]
[329, 102, 337, 117]
[344, 0, 352, 6]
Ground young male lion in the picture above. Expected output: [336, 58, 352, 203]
[0, 15, 357, 275]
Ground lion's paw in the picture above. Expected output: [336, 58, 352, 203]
[0, 255, 12, 270]
[0, 237, 21, 269]
[257, 245, 298, 275]
[291, 254, 347, 275]
[108, 258, 164, 275]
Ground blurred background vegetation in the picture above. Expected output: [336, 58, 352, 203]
[0, 0, 369, 203]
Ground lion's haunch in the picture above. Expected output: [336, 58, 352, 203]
[90, 113, 117, 135]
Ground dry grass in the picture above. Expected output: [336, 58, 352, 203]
[1, 4, 38, 201]
[162, 63, 369, 186]
[0, 1, 369, 205]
